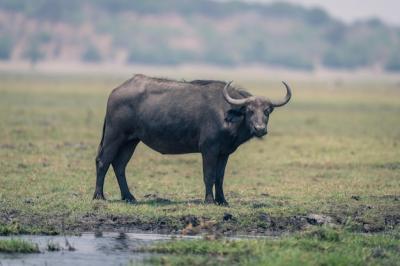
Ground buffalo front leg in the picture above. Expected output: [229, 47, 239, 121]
[215, 154, 229, 206]
[112, 139, 139, 203]
[201, 149, 219, 204]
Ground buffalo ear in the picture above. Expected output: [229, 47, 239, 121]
[225, 107, 245, 123]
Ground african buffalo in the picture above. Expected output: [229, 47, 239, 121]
[93, 74, 291, 205]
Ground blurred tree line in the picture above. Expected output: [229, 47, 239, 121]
[0, 0, 399, 71]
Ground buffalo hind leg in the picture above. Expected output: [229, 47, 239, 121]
[215, 154, 229, 206]
[201, 149, 219, 204]
[93, 133, 124, 200]
[112, 139, 139, 203]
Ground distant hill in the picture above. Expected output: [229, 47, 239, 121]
[0, 0, 399, 71]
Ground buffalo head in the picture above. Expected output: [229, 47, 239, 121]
[223, 81, 292, 137]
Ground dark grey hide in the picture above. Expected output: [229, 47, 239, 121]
[93, 74, 291, 205]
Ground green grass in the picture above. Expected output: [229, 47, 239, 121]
[0, 72, 399, 235]
[144, 228, 400, 266]
[0, 239, 39, 253]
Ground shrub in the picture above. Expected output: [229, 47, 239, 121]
[0, 36, 13, 60]
[82, 45, 102, 63]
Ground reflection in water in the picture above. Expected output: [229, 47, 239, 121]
[94, 231, 103, 238]
[96, 233, 133, 254]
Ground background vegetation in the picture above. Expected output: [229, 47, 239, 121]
[0, 0, 399, 70]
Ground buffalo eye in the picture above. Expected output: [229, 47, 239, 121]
[264, 108, 271, 115]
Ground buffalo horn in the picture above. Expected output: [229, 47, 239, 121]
[223, 81, 255, 106]
[271, 81, 292, 107]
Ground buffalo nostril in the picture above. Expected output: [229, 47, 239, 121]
[254, 125, 266, 131]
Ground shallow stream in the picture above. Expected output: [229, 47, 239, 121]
[0, 232, 199, 266]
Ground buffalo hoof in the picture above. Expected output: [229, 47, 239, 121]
[122, 195, 137, 204]
[216, 200, 229, 206]
[93, 193, 106, 200]
[204, 196, 215, 204]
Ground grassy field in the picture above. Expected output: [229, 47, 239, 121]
[0, 72, 399, 240]
[144, 227, 400, 265]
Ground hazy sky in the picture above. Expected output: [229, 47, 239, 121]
[240, 0, 400, 25]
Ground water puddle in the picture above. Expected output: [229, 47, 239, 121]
[0, 232, 199, 266]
